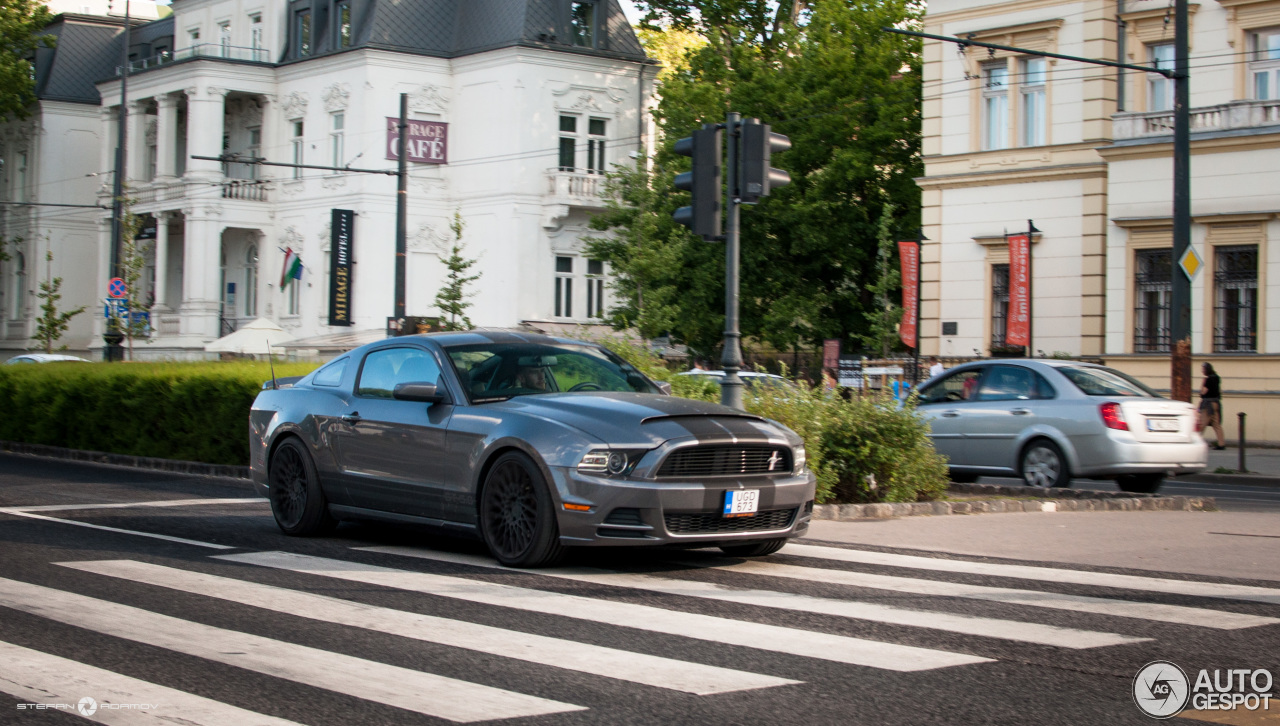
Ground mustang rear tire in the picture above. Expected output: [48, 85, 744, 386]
[1020, 439, 1070, 488]
[1116, 473, 1164, 493]
[719, 538, 788, 557]
[479, 452, 565, 568]
[268, 437, 337, 536]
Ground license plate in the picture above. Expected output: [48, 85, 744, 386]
[1147, 418, 1180, 432]
[723, 490, 760, 518]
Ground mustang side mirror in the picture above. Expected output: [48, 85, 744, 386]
[393, 382, 449, 404]
[655, 381, 673, 395]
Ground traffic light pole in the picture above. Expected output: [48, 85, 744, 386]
[1170, 0, 1193, 402]
[721, 112, 746, 410]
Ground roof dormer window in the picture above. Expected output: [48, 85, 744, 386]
[296, 9, 312, 57]
[570, 1, 596, 48]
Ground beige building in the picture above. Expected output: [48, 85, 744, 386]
[918, 0, 1280, 440]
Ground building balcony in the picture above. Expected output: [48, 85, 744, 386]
[546, 168, 607, 208]
[1113, 99, 1280, 140]
[120, 178, 271, 208]
[119, 44, 272, 75]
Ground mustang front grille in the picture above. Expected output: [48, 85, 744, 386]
[664, 508, 797, 535]
[656, 446, 791, 478]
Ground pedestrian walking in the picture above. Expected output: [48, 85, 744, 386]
[928, 356, 944, 379]
[1197, 362, 1226, 450]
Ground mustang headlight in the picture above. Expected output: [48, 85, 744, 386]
[577, 449, 647, 477]
[793, 445, 807, 475]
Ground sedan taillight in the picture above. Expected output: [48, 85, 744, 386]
[1100, 402, 1129, 431]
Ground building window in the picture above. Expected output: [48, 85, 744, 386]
[991, 263, 1010, 350]
[250, 13, 263, 57]
[586, 259, 605, 318]
[10, 252, 25, 320]
[1250, 28, 1280, 99]
[189, 28, 200, 46]
[219, 22, 231, 57]
[558, 115, 577, 171]
[331, 113, 344, 168]
[245, 245, 258, 317]
[1213, 245, 1258, 352]
[337, 1, 352, 47]
[587, 118, 606, 173]
[571, 1, 596, 48]
[982, 64, 1009, 151]
[554, 256, 573, 318]
[1019, 58, 1046, 147]
[296, 10, 312, 57]
[291, 121, 304, 179]
[1133, 248, 1171, 353]
[1148, 44, 1174, 111]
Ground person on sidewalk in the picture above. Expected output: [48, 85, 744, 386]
[927, 357, 944, 379]
[1198, 362, 1226, 450]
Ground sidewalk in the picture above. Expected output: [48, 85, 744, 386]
[804, 510, 1280, 582]
[1183, 445, 1280, 485]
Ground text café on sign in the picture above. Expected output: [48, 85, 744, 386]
[386, 118, 449, 164]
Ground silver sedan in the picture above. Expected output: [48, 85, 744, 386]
[916, 360, 1208, 493]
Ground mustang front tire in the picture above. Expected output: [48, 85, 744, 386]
[479, 452, 565, 568]
[268, 437, 338, 536]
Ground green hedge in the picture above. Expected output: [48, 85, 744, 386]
[0, 361, 318, 466]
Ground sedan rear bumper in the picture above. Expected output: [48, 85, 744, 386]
[549, 466, 817, 547]
[1074, 432, 1209, 477]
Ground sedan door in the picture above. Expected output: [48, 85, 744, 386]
[964, 365, 1056, 472]
[916, 367, 986, 467]
[332, 346, 456, 518]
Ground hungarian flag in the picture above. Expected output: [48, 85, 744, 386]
[280, 248, 303, 288]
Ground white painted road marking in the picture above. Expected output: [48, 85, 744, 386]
[0, 509, 233, 550]
[783, 543, 1280, 606]
[0, 639, 305, 726]
[60, 559, 797, 695]
[365, 548, 1147, 649]
[0, 576, 583, 723]
[2, 497, 263, 513]
[226, 550, 991, 672]
[692, 558, 1280, 630]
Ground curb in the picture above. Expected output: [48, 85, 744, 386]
[1178, 472, 1280, 488]
[0, 441, 251, 480]
[813, 484, 1217, 521]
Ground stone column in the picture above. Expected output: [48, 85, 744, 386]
[256, 95, 275, 180]
[90, 216, 113, 350]
[98, 107, 115, 188]
[155, 94, 178, 180]
[127, 100, 149, 183]
[179, 205, 224, 340]
[153, 211, 170, 311]
[184, 85, 227, 181]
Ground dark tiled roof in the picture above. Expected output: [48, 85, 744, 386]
[35, 17, 128, 104]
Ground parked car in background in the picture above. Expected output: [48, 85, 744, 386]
[4, 354, 89, 365]
[676, 370, 798, 390]
[915, 360, 1207, 493]
[250, 332, 815, 567]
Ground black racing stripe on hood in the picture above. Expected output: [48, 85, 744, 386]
[651, 415, 773, 441]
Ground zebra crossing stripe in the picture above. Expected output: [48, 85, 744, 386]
[782, 543, 1280, 606]
[0, 639, 304, 726]
[3, 498, 263, 513]
[358, 548, 1147, 649]
[58, 559, 798, 696]
[222, 550, 993, 672]
[690, 559, 1280, 631]
[0, 509, 233, 550]
[0, 576, 583, 723]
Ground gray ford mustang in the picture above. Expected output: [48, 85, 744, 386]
[249, 331, 816, 567]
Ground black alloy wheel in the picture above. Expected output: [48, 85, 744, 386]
[720, 538, 789, 557]
[268, 437, 337, 536]
[1116, 473, 1165, 493]
[1020, 439, 1070, 488]
[479, 452, 565, 568]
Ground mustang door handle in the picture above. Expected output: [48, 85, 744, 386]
[1011, 408, 1032, 415]
[340, 413, 362, 423]
[940, 410, 960, 418]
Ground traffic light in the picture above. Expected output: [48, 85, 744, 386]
[739, 118, 790, 204]
[672, 125, 722, 239]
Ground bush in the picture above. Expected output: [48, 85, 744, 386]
[0, 361, 318, 466]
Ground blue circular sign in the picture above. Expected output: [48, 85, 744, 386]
[107, 278, 127, 299]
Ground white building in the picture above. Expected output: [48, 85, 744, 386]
[918, 0, 1280, 439]
[0, 0, 654, 358]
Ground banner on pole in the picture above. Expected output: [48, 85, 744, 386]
[1007, 233, 1031, 347]
[897, 240, 920, 349]
[329, 209, 354, 327]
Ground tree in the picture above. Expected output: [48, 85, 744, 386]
[0, 0, 54, 122]
[32, 248, 86, 353]
[433, 211, 480, 331]
[592, 0, 923, 357]
[860, 204, 903, 357]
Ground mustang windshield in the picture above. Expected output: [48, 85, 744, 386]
[446, 342, 659, 402]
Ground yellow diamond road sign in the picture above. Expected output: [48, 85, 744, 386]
[1179, 245, 1203, 281]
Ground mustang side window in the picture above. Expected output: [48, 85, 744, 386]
[312, 357, 348, 387]
[357, 348, 442, 398]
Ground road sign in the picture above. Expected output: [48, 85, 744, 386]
[1178, 245, 1203, 281]
[107, 278, 127, 299]
[103, 298, 128, 319]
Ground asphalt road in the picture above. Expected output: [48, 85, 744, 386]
[1, 453, 1278, 725]
[971, 475, 1280, 512]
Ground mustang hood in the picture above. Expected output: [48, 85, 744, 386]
[484, 392, 796, 448]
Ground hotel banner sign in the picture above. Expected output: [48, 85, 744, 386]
[385, 118, 448, 164]
[329, 209, 354, 327]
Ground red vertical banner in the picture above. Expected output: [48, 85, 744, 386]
[897, 241, 920, 349]
[822, 339, 840, 372]
[1006, 234, 1031, 347]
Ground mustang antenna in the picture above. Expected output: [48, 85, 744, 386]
[267, 340, 279, 390]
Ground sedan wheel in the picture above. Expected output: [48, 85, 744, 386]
[268, 438, 337, 536]
[480, 452, 565, 568]
[1021, 440, 1069, 488]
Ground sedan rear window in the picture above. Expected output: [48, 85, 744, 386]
[1057, 365, 1158, 397]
